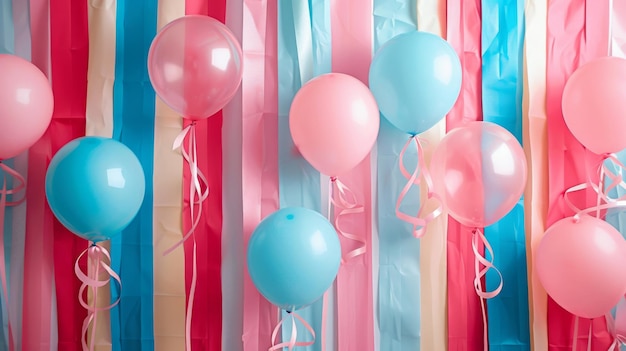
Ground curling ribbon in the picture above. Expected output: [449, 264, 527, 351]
[165, 122, 209, 351]
[74, 244, 121, 351]
[330, 177, 366, 263]
[606, 299, 626, 351]
[0, 162, 26, 351]
[564, 153, 626, 219]
[471, 228, 504, 351]
[396, 135, 443, 238]
[269, 312, 316, 351]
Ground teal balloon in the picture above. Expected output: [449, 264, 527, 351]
[369, 31, 462, 135]
[247, 207, 341, 311]
[45, 136, 146, 242]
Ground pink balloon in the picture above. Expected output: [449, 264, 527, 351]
[562, 57, 626, 154]
[147, 15, 243, 120]
[535, 216, 626, 318]
[0, 54, 53, 160]
[289, 73, 380, 177]
[429, 121, 527, 227]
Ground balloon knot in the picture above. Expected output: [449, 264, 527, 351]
[330, 176, 337, 182]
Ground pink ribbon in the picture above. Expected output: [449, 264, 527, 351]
[269, 311, 316, 351]
[0, 162, 26, 351]
[165, 122, 209, 350]
[74, 244, 121, 351]
[396, 136, 443, 238]
[606, 300, 626, 351]
[564, 153, 626, 220]
[330, 177, 366, 263]
[471, 228, 503, 351]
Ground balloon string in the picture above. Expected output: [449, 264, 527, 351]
[395, 136, 443, 238]
[74, 244, 121, 351]
[330, 177, 366, 263]
[164, 123, 208, 349]
[471, 228, 503, 351]
[564, 153, 626, 221]
[164, 123, 210, 255]
[269, 312, 316, 351]
[0, 162, 26, 351]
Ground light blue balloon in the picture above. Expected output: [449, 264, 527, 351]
[369, 31, 462, 135]
[45, 136, 146, 242]
[247, 207, 341, 312]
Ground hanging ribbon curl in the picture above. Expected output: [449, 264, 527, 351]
[471, 227, 503, 351]
[269, 311, 316, 351]
[164, 122, 209, 351]
[330, 176, 366, 263]
[606, 300, 626, 351]
[0, 161, 26, 351]
[396, 135, 443, 238]
[75, 243, 121, 351]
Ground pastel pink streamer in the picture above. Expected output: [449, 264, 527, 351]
[0, 163, 25, 351]
[395, 136, 443, 238]
[74, 244, 121, 351]
[330, 0, 374, 350]
[241, 0, 280, 350]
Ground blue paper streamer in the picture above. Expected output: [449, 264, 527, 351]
[373, 1, 422, 350]
[0, 0, 14, 346]
[278, 0, 328, 349]
[111, 0, 157, 349]
[481, 1, 531, 350]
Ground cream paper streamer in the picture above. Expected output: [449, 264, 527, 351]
[85, 0, 116, 349]
[522, 0, 548, 350]
[416, 1, 448, 350]
[153, 1, 186, 350]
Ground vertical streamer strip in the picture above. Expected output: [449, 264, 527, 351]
[414, 0, 449, 349]
[241, 0, 281, 349]
[446, 0, 485, 349]
[85, 0, 117, 348]
[372, 2, 422, 350]
[545, 0, 612, 349]
[110, 0, 157, 348]
[480, 0, 531, 349]
[0, 0, 15, 348]
[153, 0, 186, 349]
[179, 2, 225, 350]
[277, 0, 323, 350]
[330, 1, 375, 351]
[34, 0, 89, 349]
[8, 0, 30, 347]
[522, 0, 549, 349]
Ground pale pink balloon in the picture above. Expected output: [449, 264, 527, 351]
[289, 73, 380, 177]
[0, 54, 53, 160]
[429, 121, 527, 228]
[562, 57, 626, 155]
[147, 15, 243, 120]
[535, 216, 626, 318]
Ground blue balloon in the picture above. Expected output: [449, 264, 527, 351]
[369, 31, 462, 135]
[45, 136, 146, 242]
[247, 207, 341, 311]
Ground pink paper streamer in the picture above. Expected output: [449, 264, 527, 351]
[545, 0, 612, 349]
[241, 0, 280, 350]
[330, 1, 374, 350]
[446, 0, 484, 349]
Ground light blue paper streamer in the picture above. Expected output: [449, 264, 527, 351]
[481, 1, 531, 350]
[374, 1, 422, 350]
[0, 0, 14, 346]
[278, 0, 328, 349]
[111, 0, 156, 349]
